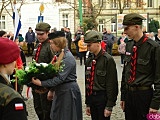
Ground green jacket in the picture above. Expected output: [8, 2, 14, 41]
[121, 35, 160, 109]
[85, 49, 118, 108]
[35, 39, 53, 63]
[0, 75, 28, 120]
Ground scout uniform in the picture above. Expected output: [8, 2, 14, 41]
[32, 22, 53, 120]
[0, 38, 28, 120]
[84, 30, 118, 120]
[121, 13, 160, 120]
[39, 31, 83, 120]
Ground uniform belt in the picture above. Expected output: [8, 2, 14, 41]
[92, 90, 106, 95]
[126, 85, 152, 91]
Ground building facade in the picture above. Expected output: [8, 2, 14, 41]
[0, 0, 159, 37]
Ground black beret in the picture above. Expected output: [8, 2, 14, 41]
[84, 30, 102, 43]
[48, 31, 65, 40]
[123, 13, 146, 25]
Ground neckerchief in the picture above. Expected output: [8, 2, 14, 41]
[86, 49, 105, 96]
[128, 36, 148, 83]
[35, 43, 42, 62]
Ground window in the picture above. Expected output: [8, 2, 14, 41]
[98, 0, 106, 8]
[147, 0, 153, 7]
[111, 23, 116, 33]
[0, 16, 5, 29]
[111, 0, 117, 8]
[124, 0, 131, 8]
[62, 14, 68, 27]
[136, 0, 142, 7]
[98, 19, 104, 32]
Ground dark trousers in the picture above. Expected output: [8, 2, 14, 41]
[120, 54, 125, 64]
[32, 91, 52, 120]
[27, 43, 34, 56]
[75, 43, 80, 58]
[79, 51, 87, 65]
[106, 44, 113, 55]
[89, 93, 110, 120]
[125, 89, 153, 120]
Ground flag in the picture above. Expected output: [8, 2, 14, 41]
[13, 4, 22, 41]
[15, 103, 24, 110]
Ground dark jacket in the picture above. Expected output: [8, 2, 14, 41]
[34, 40, 53, 64]
[25, 31, 35, 44]
[121, 35, 160, 109]
[85, 49, 118, 108]
[155, 34, 160, 44]
[0, 75, 28, 120]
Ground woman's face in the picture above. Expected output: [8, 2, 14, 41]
[50, 41, 60, 52]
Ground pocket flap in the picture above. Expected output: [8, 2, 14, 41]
[137, 59, 149, 65]
[96, 70, 106, 76]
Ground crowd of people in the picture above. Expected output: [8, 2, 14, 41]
[0, 12, 160, 120]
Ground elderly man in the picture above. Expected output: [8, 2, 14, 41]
[84, 30, 118, 120]
[120, 13, 160, 120]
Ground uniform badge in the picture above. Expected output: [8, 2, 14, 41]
[15, 103, 24, 110]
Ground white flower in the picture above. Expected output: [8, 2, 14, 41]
[35, 63, 41, 66]
[39, 63, 48, 67]
[25, 66, 29, 71]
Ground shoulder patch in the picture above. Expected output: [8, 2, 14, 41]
[15, 103, 24, 110]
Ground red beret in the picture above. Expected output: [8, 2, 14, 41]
[0, 38, 20, 64]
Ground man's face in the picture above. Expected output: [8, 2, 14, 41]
[36, 32, 49, 43]
[123, 25, 137, 39]
[87, 42, 99, 54]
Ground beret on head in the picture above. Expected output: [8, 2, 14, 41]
[0, 38, 20, 64]
[35, 22, 51, 33]
[123, 13, 146, 25]
[48, 31, 65, 40]
[84, 30, 102, 43]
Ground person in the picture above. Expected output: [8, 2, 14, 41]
[103, 29, 116, 55]
[117, 32, 128, 45]
[0, 38, 28, 120]
[0, 30, 7, 38]
[120, 13, 160, 120]
[155, 29, 160, 44]
[84, 30, 118, 120]
[32, 22, 54, 120]
[10, 36, 26, 97]
[74, 28, 83, 59]
[31, 31, 83, 120]
[118, 39, 126, 67]
[25, 27, 35, 56]
[78, 35, 87, 65]
[65, 27, 72, 52]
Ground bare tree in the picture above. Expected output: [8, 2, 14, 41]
[0, 0, 25, 18]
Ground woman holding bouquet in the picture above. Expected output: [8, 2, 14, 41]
[32, 31, 83, 120]
[0, 38, 28, 120]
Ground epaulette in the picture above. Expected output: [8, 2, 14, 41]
[147, 38, 159, 47]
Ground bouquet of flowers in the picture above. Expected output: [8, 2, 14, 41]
[15, 60, 63, 90]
